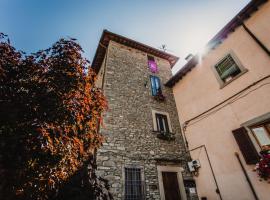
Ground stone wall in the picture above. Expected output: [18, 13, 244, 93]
[96, 40, 196, 200]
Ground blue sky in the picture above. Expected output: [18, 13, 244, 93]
[1, 0, 250, 73]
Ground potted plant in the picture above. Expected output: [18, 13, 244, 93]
[254, 145, 270, 182]
[156, 131, 175, 141]
[154, 88, 165, 101]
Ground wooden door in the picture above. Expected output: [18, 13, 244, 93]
[162, 172, 182, 200]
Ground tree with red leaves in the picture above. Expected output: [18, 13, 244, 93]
[0, 33, 112, 200]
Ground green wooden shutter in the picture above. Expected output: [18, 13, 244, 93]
[232, 127, 260, 164]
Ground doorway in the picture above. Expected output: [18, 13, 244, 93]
[157, 166, 187, 200]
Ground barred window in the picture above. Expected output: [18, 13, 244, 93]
[215, 54, 241, 83]
[125, 167, 144, 200]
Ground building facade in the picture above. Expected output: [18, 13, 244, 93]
[166, 0, 270, 199]
[92, 30, 197, 200]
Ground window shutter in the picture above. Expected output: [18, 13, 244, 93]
[232, 127, 260, 164]
[150, 76, 161, 96]
[155, 77, 160, 90]
[150, 76, 156, 96]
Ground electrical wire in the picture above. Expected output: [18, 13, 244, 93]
[186, 81, 270, 127]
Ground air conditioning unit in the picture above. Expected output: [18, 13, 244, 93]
[188, 160, 201, 172]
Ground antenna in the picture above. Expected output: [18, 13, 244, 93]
[159, 44, 167, 52]
[158, 44, 174, 53]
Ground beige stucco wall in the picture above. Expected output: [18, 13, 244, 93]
[172, 2, 270, 200]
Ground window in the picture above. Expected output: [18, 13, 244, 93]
[157, 166, 187, 200]
[250, 121, 270, 148]
[124, 167, 144, 200]
[147, 55, 158, 73]
[213, 52, 248, 87]
[151, 110, 172, 134]
[150, 75, 161, 96]
[156, 113, 170, 133]
[232, 127, 260, 164]
[215, 54, 241, 83]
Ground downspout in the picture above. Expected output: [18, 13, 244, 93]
[235, 152, 259, 200]
[238, 17, 270, 57]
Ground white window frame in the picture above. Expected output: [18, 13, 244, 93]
[157, 165, 187, 200]
[250, 124, 270, 148]
[241, 112, 270, 152]
[151, 109, 173, 133]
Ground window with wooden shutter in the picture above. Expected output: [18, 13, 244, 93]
[232, 127, 260, 164]
[150, 75, 161, 96]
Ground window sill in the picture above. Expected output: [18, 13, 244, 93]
[219, 69, 248, 89]
[152, 130, 175, 141]
[152, 95, 166, 102]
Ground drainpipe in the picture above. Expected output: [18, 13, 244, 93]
[235, 152, 259, 200]
[238, 16, 270, 57]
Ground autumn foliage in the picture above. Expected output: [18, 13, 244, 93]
[0, 33, 111, 199]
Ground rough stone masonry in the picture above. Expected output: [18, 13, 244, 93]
[94, 32, 197, 200]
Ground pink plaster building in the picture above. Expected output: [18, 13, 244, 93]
[166, 0, 270, 199]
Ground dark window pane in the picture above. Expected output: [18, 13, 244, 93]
[147, 55, 155, 61]
[125, 168, 144, 200]
[156, 113, 169, 133]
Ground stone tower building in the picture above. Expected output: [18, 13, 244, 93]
[92, 30, 196, 200]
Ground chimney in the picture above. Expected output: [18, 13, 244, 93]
[185, 54, 193, 62]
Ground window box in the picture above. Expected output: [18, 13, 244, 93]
[156, 131, 175, 141]
[153, 88, 166, 101]
[254, 145, 270, 181]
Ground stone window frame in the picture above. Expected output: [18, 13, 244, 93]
[122, 165, 146, 200]
[151, 109, 173, 133]
[157, 165, 187, 200]
[241, 112, 270, 152]
[211, 50, 248, 89]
